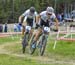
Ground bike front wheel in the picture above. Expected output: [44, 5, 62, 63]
[29, 35, 36, 55]
[39, 35, 47, 56]
[22, 33, 29, 53]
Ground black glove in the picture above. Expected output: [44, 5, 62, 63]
[19, 23, 22, 26]
[53, 29, 58, 32]
[35, 24, 40, 29]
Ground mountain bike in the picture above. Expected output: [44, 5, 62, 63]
[22, 25, 31, 53]
[30, 26, 50, 56]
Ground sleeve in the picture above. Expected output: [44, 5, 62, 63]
[23, 16, 27, 22]
[22, 11, 26, 16]
[51, 13, 56, 19]
[22, 10, 29, 16]
[34, 11, 38, 16]
[40, 12, 44, 16]
[39, 11, 46, 17]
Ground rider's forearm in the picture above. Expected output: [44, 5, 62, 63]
[36, 15, 40, 24]
[55, 18, 59, 30]
[19, 15, 23, 23]
[22, 20, 27, 27]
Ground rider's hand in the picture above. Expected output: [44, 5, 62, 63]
[19, 22, 22, 26]
[35, 24, 40, 29]
[53, 29, 58, 32]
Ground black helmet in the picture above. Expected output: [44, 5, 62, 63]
[30, 7, 35, 13]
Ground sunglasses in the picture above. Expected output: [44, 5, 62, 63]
[47, 13, 52, 15]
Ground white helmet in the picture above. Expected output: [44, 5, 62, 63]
[46, 7, 54, 14]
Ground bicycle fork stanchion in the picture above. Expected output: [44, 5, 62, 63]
[53, 30, 60, 50]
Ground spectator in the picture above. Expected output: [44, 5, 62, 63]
[14, 23, 22, 32]
[14, 23, 18, 32]
[57, 13, 62, 22]
[0, 24, 3, 32]
[4, 23, 8, 32]
[61, 13, 64, 21]
[17, 23, 22, 32]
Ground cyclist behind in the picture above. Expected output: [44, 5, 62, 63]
[19, 7, 38, 38]
[32, 6, 59, 48]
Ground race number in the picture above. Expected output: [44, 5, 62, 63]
[25, 26, 31, 31]
[44, 27, 50, 32]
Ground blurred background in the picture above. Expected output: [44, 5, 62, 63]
[0, 0, 75, 23]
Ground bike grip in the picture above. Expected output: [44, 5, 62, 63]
[53, 29, 58, 32]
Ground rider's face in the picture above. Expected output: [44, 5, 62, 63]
[47, 12, 52, 18]
[30, 12, 34, 15]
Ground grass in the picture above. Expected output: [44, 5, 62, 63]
[0, 35, 21, 44]
[0, 54, 53, 65]
[47, 40, 75, 60]
[4, 42, 22, 53]
[66, 34, 75, 38]
[0, 35, 75, 65]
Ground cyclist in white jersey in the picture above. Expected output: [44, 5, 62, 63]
[32, 7, 59, 46]
[19, 7, 38, 37]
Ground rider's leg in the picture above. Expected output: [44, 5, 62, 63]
[22, 18, 27, 38]
[33, 28, 42, 43]
[30, 29, 34, 38]
[22, 26, 25, 38]
[26, 17, 33, 39]
[31, 28, 42, 48]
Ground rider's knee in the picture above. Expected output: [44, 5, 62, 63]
[36, 30, 42, 37]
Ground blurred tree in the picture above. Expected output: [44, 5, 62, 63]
[0, 0, 75, 23]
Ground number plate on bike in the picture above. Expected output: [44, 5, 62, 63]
[44, 27, 50, 32]
[25, 26, 31, 31]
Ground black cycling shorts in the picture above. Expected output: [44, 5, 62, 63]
[40, 19, 49, 27]
[26, 17, 33, 27]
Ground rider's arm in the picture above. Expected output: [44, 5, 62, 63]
[51, 13, 59, 31]
[36, 15, 41, 24]
[35, 15, 41, 28]
[18, 11, 26, 25]
[22, 16, 27, 27]
[54, 18, 59, 30]
[19, 9, 29, 23]
[19, 15, 24, 23]
[33, 12, 38, 26]
[19, 10, 29, 26]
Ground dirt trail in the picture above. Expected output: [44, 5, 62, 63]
[0, 41, 74, 65]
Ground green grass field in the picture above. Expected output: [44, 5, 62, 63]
[0, 35, 75, 65]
